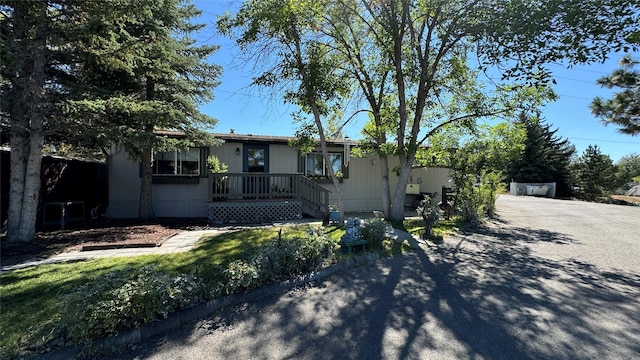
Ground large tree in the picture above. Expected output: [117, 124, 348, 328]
[218, 0, 350, 220]
[319, 0, 637, 221]
[506, 114, 576, 198]
[68, 0, 220, 219]
[1, 0, 219, 242]
[572, 145, 620, 201]
[219, 0, 636, 222]
[1, 0, 75, 242]
[325, 0, 513, 221]
[591, 55, 640, 136]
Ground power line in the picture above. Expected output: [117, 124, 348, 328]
[554, 75, 596, 84]
[557, 94, 592, 101]
[567, 137, 640, 145]
[548, 63, 610, 75]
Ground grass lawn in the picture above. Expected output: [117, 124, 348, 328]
[398, 216, 462, 243]
[0, 219, 449, 356]
[0, 225, 340, 354]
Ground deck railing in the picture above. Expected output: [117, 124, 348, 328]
[211, 173, 330, 216]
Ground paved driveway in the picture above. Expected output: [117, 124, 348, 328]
[101, 195, 640, 359]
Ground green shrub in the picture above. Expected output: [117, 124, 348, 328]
[416, 194, 441, 239]
[456, 171, 502, 228]
[254, 228, 334, 281]
[59, 266, 204, 342]
[360, 218, 390, 250]
[214, 259, 260, 296]
[214, 227, 335, 296]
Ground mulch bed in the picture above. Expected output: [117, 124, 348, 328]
[0, 218, 212, 267]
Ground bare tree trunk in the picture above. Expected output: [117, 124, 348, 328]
[138, 140, 155, 220]
[289, 22, 345, 221]
[389, 157, 413, 221]
[138, 79, 156, 220]
[7, 1, 47, 243]
[378, 155, 391, 217]
[7, 127, 28, 242]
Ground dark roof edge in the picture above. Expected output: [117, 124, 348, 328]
[212, 133, 357, 147]
[152, 130, 357, 146]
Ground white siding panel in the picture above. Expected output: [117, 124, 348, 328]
[210, 142, 243, 172]
[152, 181, 209, 217]
[269, 144, 298, 173]
[423, 167, 453, 194]
[107, 147, 141, 218]
[327, 154, 383, 212]
[108, 146, 211, 218]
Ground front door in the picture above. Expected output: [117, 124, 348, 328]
[243, 144, 269, 196]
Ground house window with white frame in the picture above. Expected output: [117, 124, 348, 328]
[305, 152, 343, 178]
[154, 148, 201, 176]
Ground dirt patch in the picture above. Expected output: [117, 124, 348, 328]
[0, 218, 211, 267]
[610, 195, 640, 206]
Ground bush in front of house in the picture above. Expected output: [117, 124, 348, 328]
[214, 259, 261, 296]
[59, 266, 205, 343]
[58, 228, 336, 343]
[214, 228, 335, 296]
[359, 218, 391, 250]
[416, 194, 441, 240]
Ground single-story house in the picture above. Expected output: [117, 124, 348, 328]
[107, 132, 452, 223]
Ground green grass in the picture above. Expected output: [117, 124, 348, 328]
[402, 217, 463, 243]
[0, 220, 452, 355]
[0, 225, 322, 354]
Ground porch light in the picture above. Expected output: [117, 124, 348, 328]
[235, 147, 240, 156]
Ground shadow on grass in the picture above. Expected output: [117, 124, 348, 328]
[101, 217, 640, 359]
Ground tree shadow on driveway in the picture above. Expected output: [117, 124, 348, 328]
[103, 222, 640, 360]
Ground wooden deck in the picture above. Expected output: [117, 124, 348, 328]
[208, 173, 330, 224]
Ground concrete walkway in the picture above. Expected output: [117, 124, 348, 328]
[1, 216, 422, 273]
[1, 230, 215, 272]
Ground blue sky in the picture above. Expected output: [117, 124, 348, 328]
[193, 0, 639, 162]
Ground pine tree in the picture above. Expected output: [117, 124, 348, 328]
[1, 0, 220, 242]
[572, 145, 619, 201]
[506, 114, 576, 198]
[67, 0, 221, 219]
[591, 56, 640, 136]
[1, 0, 76, 242]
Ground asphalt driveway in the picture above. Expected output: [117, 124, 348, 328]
[100, 195, 640, 359]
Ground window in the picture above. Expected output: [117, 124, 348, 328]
[305, 152, 344, 178]
[154, 148, 201, 176]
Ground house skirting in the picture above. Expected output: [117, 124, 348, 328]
[207, 200, 303, 224]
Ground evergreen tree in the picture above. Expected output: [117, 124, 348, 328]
[67, 0, 221, 219]
[506, 114, 576, 198]
[572, 145, 619, 201]
[1, 0, 79, 242]
[616, 153, 640, 184]
[591, 56, 640, 135]
[0, 0, 220, 242]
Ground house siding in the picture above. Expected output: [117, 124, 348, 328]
[107, 146, 209, 218]
[333, 153, 384, 212]
[320, 155, 453, 212]
[107, 139, 452, 218]
[107, 146, 141, 218]
[422, 167, 453, 193]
